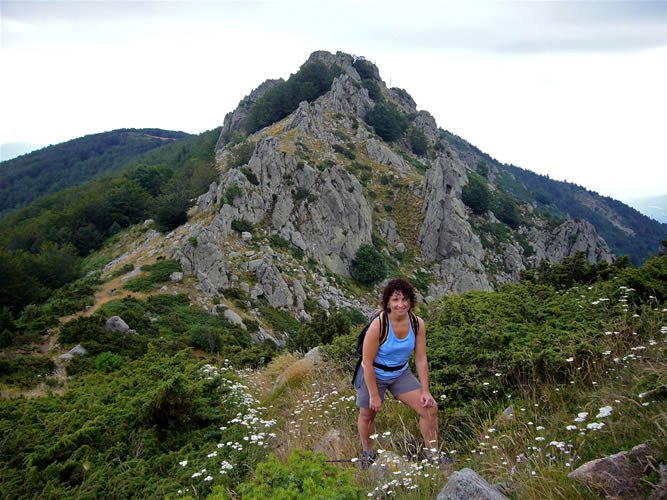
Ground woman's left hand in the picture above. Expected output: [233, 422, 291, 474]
[420, 391, 436, 408]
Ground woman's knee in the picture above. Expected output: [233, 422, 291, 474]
[358, 408, 376, 423]
[418, 404, 438, 419]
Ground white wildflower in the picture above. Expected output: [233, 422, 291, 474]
[596, 406, 613, 418]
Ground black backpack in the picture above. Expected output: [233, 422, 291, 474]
[351, 309, 420, 386]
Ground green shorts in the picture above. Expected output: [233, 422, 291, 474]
[354, 367, 422, 408]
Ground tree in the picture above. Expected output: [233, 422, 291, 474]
[351, 245, 387, 285]
[476, 160, 489, 178]
[462, 174, 491, 215]
[408, 127, 428, 156]
[365, 102, 408, 142]
[492, 192, 522, 229]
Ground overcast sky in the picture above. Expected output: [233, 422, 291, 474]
[2, 0, 666, 201]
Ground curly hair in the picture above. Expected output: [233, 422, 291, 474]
[381, 278, 416, 313]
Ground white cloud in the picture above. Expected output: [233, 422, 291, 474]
[1, 0, 666, 198]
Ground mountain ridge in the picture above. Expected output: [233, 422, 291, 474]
[0, 128, 191, 217]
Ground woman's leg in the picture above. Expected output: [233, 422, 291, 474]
[395, 389, 439, 449]
[357, 407, 377, 450]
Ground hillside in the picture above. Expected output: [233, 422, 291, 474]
[0, 218, 664, 497]
[0, 128, 190, 217]
[442, 130, 667, 265]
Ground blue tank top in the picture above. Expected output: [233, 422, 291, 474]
[374, 317, 415, 380]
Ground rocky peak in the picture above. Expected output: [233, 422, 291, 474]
[170, 49, 615, 322]
[305, 50, 361, 80]
[216, 78, 283, 152]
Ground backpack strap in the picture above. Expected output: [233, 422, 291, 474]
[408, 311, 420, 336]
[378, 311, 389, 346]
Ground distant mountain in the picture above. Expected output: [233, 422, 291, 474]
[0, 128, 190, 217]
[0, 142, 44, 162]
[442, 130, 667, 265]
[626, 194, 667, 224]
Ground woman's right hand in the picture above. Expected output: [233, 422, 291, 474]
[369, 395, 382, 412]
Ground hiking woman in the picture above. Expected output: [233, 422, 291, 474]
[354, 278, 438, 468]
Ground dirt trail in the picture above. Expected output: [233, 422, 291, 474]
[61, 275, 153, 323]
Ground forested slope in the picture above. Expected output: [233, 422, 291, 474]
[0, 128, 190, 217]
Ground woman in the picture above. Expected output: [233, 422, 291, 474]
[354, 278, 438, 468]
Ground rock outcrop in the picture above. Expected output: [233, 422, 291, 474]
[418, 155, 491, 295]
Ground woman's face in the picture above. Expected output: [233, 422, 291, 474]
[388, 291, 411, 315]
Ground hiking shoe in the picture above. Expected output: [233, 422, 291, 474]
[359, 449, 377, 470]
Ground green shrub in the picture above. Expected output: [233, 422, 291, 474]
[408, 127, 428, 156]
[332, 129, 351, 142]
[238, 449, 362, 499]
[491, 191, 522, 229]
[224, 182, 243, 205]
[353, 58, 378, 80]
[231, 219, 253, 234]
[124, 260, 181, 292]
[365, 102, 409, 142]
[269, 234, 290, 248]
[462, 173, 491, 215]
[294, 187, 309, 201]
[95, 352, 124, 372]
[228, 141, 256, 168]
[240, 167, 259, 185]
[362, 78, 383, 102]
[476, 159, 489, 178]
[0, 356, 55, 387]
[286, 309, 350, 352]
[351, 244, 387, 286]
[243, 61, 342, 134]
[187, 325, 223, 353]
[256, 301, 301, 336]
[400, 152, 429, 174]
[333, 144, 356, 160]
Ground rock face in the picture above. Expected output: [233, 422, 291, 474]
[418, 155, 491, 295]
[527, 219, 614, 264]
[437, 468, 509, 500]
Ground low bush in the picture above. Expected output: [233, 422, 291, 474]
[462, 173, 491, 215]
[238, 449, 361, 498]
[224, 182, 243, 205]
[231, 219, 254, 234]
[351, 244, 387, 286]
[0, 356, 55, 387]
[95, 352, 124, 372]
[365, 102, 409, 142]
